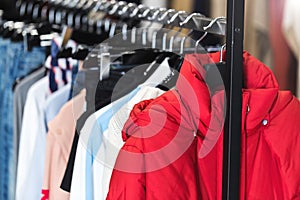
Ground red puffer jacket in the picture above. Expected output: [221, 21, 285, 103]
[106, 52, 300, 200]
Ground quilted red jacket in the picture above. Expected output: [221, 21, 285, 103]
[106, 52, 300, 200]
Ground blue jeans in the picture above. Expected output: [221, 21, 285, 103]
[0, 40, 46, 200]
[0, 37, 12, 200]
[0, 38, 11, 108]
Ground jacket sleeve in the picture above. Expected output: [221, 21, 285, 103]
[106, 144, 146, 200]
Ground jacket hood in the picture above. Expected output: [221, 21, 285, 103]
[122, 51, 281, 142]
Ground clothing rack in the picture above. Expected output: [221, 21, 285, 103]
[11, 0, 245, 199]
[15, 0, 227, 35]
[223, 0, 244, 199]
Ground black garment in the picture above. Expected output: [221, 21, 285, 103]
[71, 30, 110, 46]
[60, 64, 160, 191]
[0, 0, 18, 20]
[194, 0, 210, 17]
[123, 0, 141, 4]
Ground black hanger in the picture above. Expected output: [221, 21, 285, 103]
[156, 68, 178, 91]
[25, 0, 37, 19]
[82, 48, 161, 70]
[36, 22, 55, 35]
[120, 48, 162, 65]
[30, 0, 48, 21]
[154, 51, 176, 64]
[72, 48, 89, 60]
[203, 49, 227, 94]
[10, 28, 24, 42]
[1, 22, 13, 38]
[168, 54, 184, 71]
[55, 45, 91, 60]
[203, 62, 227, 94]
[27, 33, 42, 51]
[23, 22, 60, 51]
[57, 47, 73, 58]
[155, 54, 183, 91]
[0, 21, 6, 36]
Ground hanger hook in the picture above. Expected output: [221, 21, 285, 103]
[93, 0, 107, 12]
[167, 10, 187, 51]
[157, 9, 176, 51]
[220, 44, 226, 62]
[108, 1, 125, 15]
[102, 0, 116, 12]
[142, 21, 154, 46]
[194, 16, 226, 53]
[104, 18, 111, 32]
[138, 7, 152, 19]
[152, 31, 158, 49]
[167, 10, 187, 25]
[131, 26, 137, 44]
[157, 9, 176, 22]
[118, 3, 133, 16]
[109, 22, 117, 38]
[148, 8, 165, 21]
[195, 32, 208, 53]
[179, 13, 204, 26]
[129, 4, 143, 18]
[169, 27, 183, 52]
[203, 16, 226, 31]
[122, 23, 128, 40]
[180, 30, 193, 55]
[116, 1, 128, 15]
[142, 8, 163, 46]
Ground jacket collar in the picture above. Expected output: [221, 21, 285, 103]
[234, 52, 279, 130]
[182, 51, 280, 132]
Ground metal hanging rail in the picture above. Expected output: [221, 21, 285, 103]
[223, 0, 245, 199]
[16, 0, 226, 35]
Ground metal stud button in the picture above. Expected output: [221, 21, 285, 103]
[246, 105, 250, 113]
[262, 119, 268, 126]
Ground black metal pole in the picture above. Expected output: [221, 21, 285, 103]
[223, 0, 245, 199]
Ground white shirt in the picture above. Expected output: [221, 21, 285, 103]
[70, 58, 171, 200]
[16, 77, 50, 200]
[16, 78, 71, 200]
[101, 86, 165, 199]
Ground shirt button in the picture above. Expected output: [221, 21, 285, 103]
[262, 119, 268, 126]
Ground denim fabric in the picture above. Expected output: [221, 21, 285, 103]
[0, 38, 11, 111]
[0, 40, 46, 200]
[0, 38, 14, 200]
[0, 38, 11, 148]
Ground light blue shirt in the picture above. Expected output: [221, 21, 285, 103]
[44, 84, 71, 130]
[71, 58, 172, 200]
